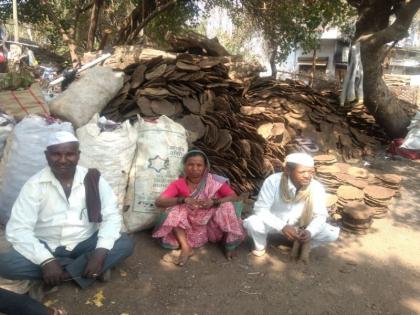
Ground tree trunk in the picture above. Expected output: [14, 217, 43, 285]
[115, 0, 177, 45]
[269, 44, 277, 79]
[87, 0, 104, 51]
[349, 0, 420, 138]
[62, 30, 80, 66]
[40, 0, 80, 66]
[360, 42, 410, 138]
[99, 29, 112, 51]
[310, 48, 316, 87]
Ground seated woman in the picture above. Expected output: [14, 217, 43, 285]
[152, 149, 246, 266]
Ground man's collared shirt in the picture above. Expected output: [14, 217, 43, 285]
[6, 165, 121, 265]
[252, 172, 327, 236]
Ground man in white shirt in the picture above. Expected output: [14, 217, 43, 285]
[244, 152, 339, 258]
[0, 131, 134, 289]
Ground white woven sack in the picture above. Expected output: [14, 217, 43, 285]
[49, 66, 124, 128]
[402, 111, 420, 150]
[124, 115, 188, 232]
[77, 114, 138, 218]
[0, 112, 14, 159]
[0, 115, 74, 223]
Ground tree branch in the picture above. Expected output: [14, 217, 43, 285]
[78, 1, 95, 14]
[39, 0, 80, 64]
[359, 0, 420, 47]
[126, 0, 177, 44]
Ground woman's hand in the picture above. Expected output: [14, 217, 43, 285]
[185, 197, 201, 210]
[197, 199, 214, 209]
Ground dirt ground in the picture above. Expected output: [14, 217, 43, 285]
[4, 155, 420, 315]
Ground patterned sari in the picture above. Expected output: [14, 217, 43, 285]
[152, 173, 245, 250]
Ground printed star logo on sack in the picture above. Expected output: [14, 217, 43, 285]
[148, 155, 169, 173]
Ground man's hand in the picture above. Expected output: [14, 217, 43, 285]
[282, 225, 298, 241]
[42, 259, 65, 286]
[298, 229, 311, 243]
[83, 248, 108, 278]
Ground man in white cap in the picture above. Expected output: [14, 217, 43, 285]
[244, 152, 339, 258]
[0, 131, 134, 290]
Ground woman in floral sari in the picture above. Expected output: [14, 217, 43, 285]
[153, 149, 245, 266]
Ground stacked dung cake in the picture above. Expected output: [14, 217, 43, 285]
[314, 155, 338, 167]
[315, 164, 341, 194]
[375, 174, 402, 198]
[363, 185, 395, 218]
[325, 193, 339, 221]
[345, 177, 369, 190]
[341, 201, 373, 234]
[335, 172, 355, 186]
[311, 154, 403, 234]
[347, 166, 369, 179]
[333, 162, 351, 173]
[336, 185, 364, 212]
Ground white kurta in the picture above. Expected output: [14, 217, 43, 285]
[6, 165, 121, 265]
[243, 173, 339, 250]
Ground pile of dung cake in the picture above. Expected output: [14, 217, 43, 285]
[314, 154, 402, 234]
[242, 78, 388, 162]
[100, 41, 394, 196]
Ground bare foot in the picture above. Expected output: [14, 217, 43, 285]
[176, 249, 194, 267]
[225, 248, 238, 260]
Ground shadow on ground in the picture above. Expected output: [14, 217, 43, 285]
[47, 231, 420, 315]
[368, 157, 420, 231]
[44, 157, 420, 315]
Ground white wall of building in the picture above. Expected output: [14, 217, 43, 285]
[278, 39, 338, 80]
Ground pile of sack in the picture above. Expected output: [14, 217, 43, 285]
[0, 113, 188, 233]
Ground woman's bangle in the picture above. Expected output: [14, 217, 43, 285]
[177, 196, 186, 204]
[212, 198, 221, 207]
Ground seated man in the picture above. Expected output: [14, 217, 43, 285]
[0, 131, 134, 289]
[244, 152, 339, 259]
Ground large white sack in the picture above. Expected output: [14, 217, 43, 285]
[49, 66, 124, 128]
[402, 111, 420, 150]
[77, 114, 138, 216]
[0, 115, 74, 224]
[0, 112, 14, 159]
[124, 115, 188, 232]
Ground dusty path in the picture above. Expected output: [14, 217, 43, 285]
[13, 158, 420, 314]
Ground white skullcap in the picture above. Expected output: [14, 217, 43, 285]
[46, 131, 78, 148]
[285, 152, 314, 168]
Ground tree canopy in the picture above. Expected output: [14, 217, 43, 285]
[0, 0, 200, 61]
[205, 0, 356, 63]
[1, 0, 357, 61]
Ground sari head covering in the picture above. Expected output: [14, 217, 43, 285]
[182, 149, 210, 168]
[182, 149, 227, 198]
